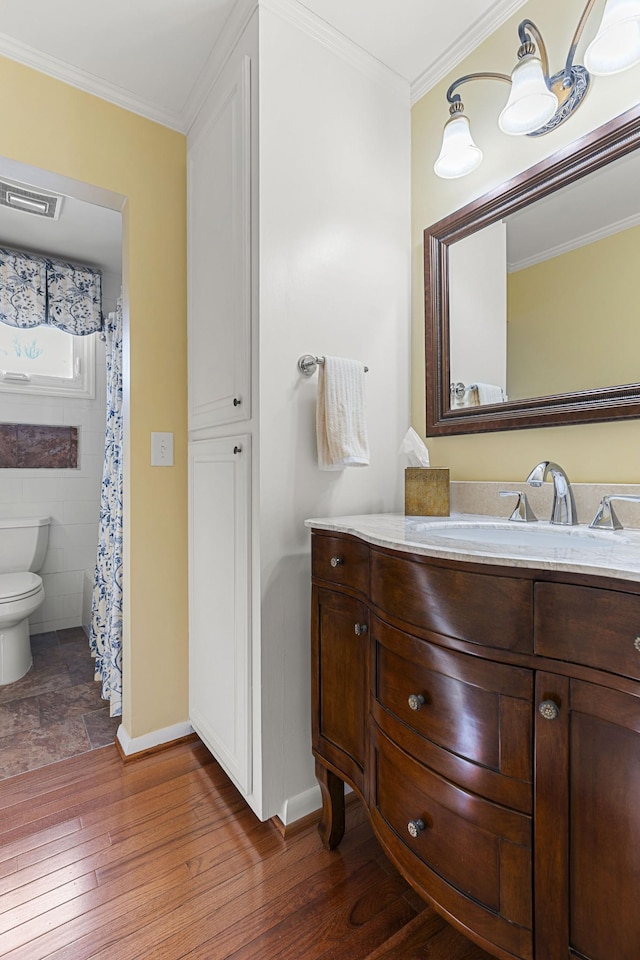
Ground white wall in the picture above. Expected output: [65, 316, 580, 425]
[449, 220, 507, 394]
[0, 278, 119, 634]
[257, 3, 411, 817]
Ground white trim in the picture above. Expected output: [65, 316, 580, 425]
[0, 329, 96, 400]
[116, 720, 194, 757]
[277, 782, 354, 825]
[0, 159, 126, 213]
[508, 211, 640, 272]
[277, 784, 322, 826]
[184, 0, 258, 134]
[410, 0, 528, 105]
[261, 0, 409, 102]
[0, 30, 184, 132]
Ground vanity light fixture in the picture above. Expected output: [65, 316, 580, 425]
[434, 0, 640, 178]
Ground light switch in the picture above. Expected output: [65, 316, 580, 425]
[151, 432, 174, 467]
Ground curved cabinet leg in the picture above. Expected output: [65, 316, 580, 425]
[315, 760, 345, 849]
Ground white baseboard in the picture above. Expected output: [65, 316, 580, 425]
[277, 783, 322, 826]
[276, 782, 353, 826]
[116, 720, 194, 757]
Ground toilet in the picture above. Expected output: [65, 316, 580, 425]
[0, 517, 51, 685]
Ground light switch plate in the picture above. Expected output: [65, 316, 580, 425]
[151, 432, 174, 467]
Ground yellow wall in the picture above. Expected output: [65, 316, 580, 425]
[412, 0, 640, 482]
[0, 55, 188, 737]
[507, 224, 640, 399]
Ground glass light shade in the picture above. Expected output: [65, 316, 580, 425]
[433, 115, 483, 179]
[584, 0, 640, 75]
[498, 55, 559, 135]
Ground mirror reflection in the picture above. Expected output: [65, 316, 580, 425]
[449, 149, 640, 409]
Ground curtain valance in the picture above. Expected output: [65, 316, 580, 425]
[0, 245, 102, 335]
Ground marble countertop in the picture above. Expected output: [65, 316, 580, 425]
[305, 513, 640, 583]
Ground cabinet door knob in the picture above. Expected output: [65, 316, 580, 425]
[407, 818, 425, 839]
[354, 623, 368, 636]
[634, 636, 640, 653]
[538, 699, 560, 721]
[233, 445, 242, 455]
[330, 557, 344, 568]
[233, 397, 242, 406]
[408, 694, 425, 712]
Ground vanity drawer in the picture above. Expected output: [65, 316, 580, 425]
[370, 725, 532, 935]
[370, 549, 533, 651]
[311, 534, 369, 594]
[535, 582, 640, 681]
[371, 615, 532, 805]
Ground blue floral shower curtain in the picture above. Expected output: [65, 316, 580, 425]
[89, 299, 123, 716]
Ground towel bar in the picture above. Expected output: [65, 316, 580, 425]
[298, 354, 369, 377]
[450, 381, 478, 398]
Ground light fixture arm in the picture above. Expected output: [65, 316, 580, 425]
[445, 71, 511, 110]
[434, 0, 640, 177]
[517, 19, 550, 79]
[563, 0, 599, 80]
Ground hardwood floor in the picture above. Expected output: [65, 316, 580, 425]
[0, 738, 494, 960]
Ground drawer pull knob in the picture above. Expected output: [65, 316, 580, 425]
[408, 694, 425, 712]
[538, 699, 560, 721]
[330, 557, 344, 568]
[233, 397, 242, 406]
[354, 623, 368, 636]
[407, 819, 425, 839]
[233, 445, 242, 455]
[634, 637, 640, 653]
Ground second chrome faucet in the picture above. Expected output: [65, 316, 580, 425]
[526, 461, 578, 525]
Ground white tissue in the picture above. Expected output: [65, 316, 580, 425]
[399, 427, 430, 467]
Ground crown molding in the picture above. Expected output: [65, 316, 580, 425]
[508, 211, 640, 273]
[0, 30, 185, 132]
[261, 0, 409, 102]
[410, 0, 528, 105]
[182, 0, 258, 134]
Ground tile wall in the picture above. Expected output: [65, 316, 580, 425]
[0, 337, 106, 633]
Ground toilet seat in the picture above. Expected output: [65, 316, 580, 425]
[0, 572, 43, 604]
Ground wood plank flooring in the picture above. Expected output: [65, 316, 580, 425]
[0, 738, 494, 959]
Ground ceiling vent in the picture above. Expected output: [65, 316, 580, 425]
[0, 181, 63, 220]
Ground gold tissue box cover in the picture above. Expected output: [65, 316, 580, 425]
[405, 467, 450, 517]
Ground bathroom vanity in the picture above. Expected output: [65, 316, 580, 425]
[309, 514, 640, 960]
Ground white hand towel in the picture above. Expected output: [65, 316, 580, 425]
[475, 382, 505, 405]
[316, 356, 370, 470]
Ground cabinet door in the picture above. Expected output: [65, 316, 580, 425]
[312, 586, 369, 794]
[535, 672, 640, 960]
[187, 53, 251, 432]
[189, 435, 251, 794]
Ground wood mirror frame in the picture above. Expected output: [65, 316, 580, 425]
[424, 102, 640, 436]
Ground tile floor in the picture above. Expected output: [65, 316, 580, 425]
[0, 626, 120, 780]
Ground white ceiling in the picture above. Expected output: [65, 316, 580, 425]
[0, 0, 526, 131]
[0, 0, 525, 279]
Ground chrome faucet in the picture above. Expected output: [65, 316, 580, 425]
[526, 461, 578, 525]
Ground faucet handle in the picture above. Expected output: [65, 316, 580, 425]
[589, 495, 640, 530]
[499, 490, 538, 523]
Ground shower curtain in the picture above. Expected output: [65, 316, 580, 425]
[89, 299, 123, 716]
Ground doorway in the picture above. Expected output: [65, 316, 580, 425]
[0, 156, 124, 778]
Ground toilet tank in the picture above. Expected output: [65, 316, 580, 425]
[0, 517, 51, 574]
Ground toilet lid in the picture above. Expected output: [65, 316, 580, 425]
[0, 572, 43, 603]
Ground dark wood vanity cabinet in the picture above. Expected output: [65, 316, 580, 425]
[310, 529, 640, 960]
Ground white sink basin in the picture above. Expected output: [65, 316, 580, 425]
[404, 519, 630, 554]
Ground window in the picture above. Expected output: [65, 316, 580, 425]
[0, 324, 96, 399]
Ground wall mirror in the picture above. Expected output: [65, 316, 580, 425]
[424, 102, 640, 435]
